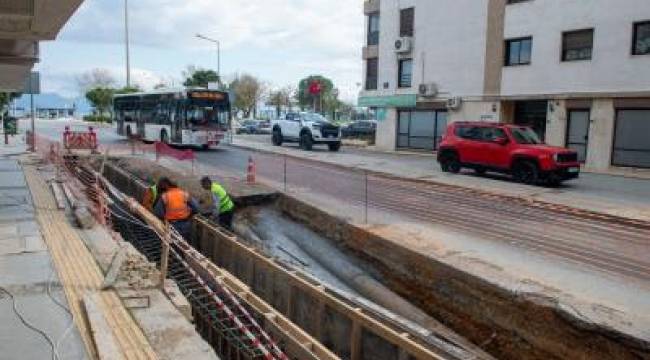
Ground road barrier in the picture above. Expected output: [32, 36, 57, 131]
[63, 126, 98, 152]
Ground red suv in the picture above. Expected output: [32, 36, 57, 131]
[437, 122, 580, 185]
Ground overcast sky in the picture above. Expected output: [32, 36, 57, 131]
[37, 0, 364, 101]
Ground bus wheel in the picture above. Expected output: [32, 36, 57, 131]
[160, 130, 169, 144]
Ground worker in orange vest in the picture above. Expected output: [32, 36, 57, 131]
[154, 177, 197, 240]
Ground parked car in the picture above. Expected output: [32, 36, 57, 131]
[341, 120, 377, 138]
[257, 120, 272, 135]
[271, 112, 341, 151]
[236, 120, 259, 134]
[437, 122, 580, 186]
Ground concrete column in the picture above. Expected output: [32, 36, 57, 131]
[545, 100, 567, 147]
[375, 108, 397, 151]
[585, 99, 615, 170]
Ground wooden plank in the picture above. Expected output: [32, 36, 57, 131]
[50, 182, 67, 210]
[83, 293, 124, 360]
[24, 166, 158, 360]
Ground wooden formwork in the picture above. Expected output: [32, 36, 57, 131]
[101, 161, 447, 360]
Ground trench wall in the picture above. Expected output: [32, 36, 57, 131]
[275, 196, 650, 360]
[101, 161, 439, 360]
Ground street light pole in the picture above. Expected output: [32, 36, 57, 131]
[124, 0, 131, 88]
[196, 34, 221, 81]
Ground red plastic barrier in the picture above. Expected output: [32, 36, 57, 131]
[155, 141, 195, 161]
[63, 126, 98, 151]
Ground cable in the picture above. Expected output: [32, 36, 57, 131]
[0, 286, 58, 360]
[46, 266, 75, 360]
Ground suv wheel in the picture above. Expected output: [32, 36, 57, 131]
[440, 152, 461, 174]
[513, 161, 539, 185]
[300, 132, 313, 151]
[272, 129, 283, 146]
[328, 142, 341, 152]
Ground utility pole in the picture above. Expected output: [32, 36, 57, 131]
[124, 0, 131, 88]
[196, 34, 221, 82]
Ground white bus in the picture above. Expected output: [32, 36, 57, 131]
[113, 88, 230, 148]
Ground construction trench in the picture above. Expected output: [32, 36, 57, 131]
[71, 154, 650, 360]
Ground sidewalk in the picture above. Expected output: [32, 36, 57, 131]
[231, 135, 650, 222]
[0, 141, 87, 359]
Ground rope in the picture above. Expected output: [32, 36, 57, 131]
[0, 286, 58, 360]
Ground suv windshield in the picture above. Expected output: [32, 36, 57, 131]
[511, 127, 542, 144]
[302, 113, 329, 124]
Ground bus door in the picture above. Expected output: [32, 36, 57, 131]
[172, 102, 184, 143]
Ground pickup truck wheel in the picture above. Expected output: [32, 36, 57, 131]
[328, 142, 341, 152]
[513, 161, 539, 185]
[272, 129, 283, 146]
[440, 152, 461, 173]
[300, 132, 313, 151]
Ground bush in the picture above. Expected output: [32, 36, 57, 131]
[83, 115, 112, 123]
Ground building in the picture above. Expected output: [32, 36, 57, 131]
[0, 0, 84, 91]
[359, 0, 650, 169]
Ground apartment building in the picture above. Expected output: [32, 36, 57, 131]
[359, 0, 650, 170]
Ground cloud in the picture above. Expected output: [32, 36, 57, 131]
[47, 0, 365, 102]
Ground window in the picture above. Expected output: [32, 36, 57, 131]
[562, 29, 593, 61]
[505, 37, 532, 66]
[366, 58, 378, 90]
[456, 126, 482, 140]
[633, 21, 650, 55]
[398, 59, 413, 88]
[400, 7, 414, 37]
[367, 13, 380, 46]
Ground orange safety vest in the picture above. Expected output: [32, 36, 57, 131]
[161, 188, 191, 221]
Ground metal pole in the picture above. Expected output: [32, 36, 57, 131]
[124, 0, 131, 88]
[160, 222, 171, 290]
[364, 171, 368, 224]
[30, 91, 35, 151]
[283, 155, 287, 192]
[217, 40, 221, 82]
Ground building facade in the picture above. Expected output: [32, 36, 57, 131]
[359, 0, 650, 169]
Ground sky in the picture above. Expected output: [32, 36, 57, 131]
[37, 0, 365, 102]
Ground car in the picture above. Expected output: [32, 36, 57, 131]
[271, 112, 341, 151]
[437, 122, 580, 186]
[236, 120, 259, 134]
[341, 120, 377, 138]
[257, 121, 272, 135]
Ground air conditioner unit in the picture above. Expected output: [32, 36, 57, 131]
[418, 83, 438, 98]
[394, 37, 413, 53]
[446, 97, 462, 110]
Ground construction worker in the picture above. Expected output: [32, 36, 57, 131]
[141, 177, 158, 212]
[200, 176, 235, 230]
[154, 177, 197, 239]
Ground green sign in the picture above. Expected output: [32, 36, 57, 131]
[358, 94, 417, 108]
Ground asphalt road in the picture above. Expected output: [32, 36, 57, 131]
[23, 118, 650, 208]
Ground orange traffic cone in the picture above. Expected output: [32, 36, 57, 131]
[247, 156, 256, 184]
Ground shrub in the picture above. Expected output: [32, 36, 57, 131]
[83, 115, 112, 123]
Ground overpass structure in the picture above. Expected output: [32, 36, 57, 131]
[0, 0, 83, 91]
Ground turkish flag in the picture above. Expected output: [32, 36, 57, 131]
[308, 80, 322, 95]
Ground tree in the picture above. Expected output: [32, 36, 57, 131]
[85, 87, 114, 116]
[183, 65, 220, 88]
[231, 74, 266, 118]
[296, 75, 334, 112]
[77, 68, 116, 93]
[267, 86, 294, 118]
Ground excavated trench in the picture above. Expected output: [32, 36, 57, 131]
[97, 156, 650, 360]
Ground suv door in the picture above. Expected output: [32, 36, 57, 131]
[284, 113, 301, 139]
[455, 125, 484, 164]
[480, 127, 511, 168]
